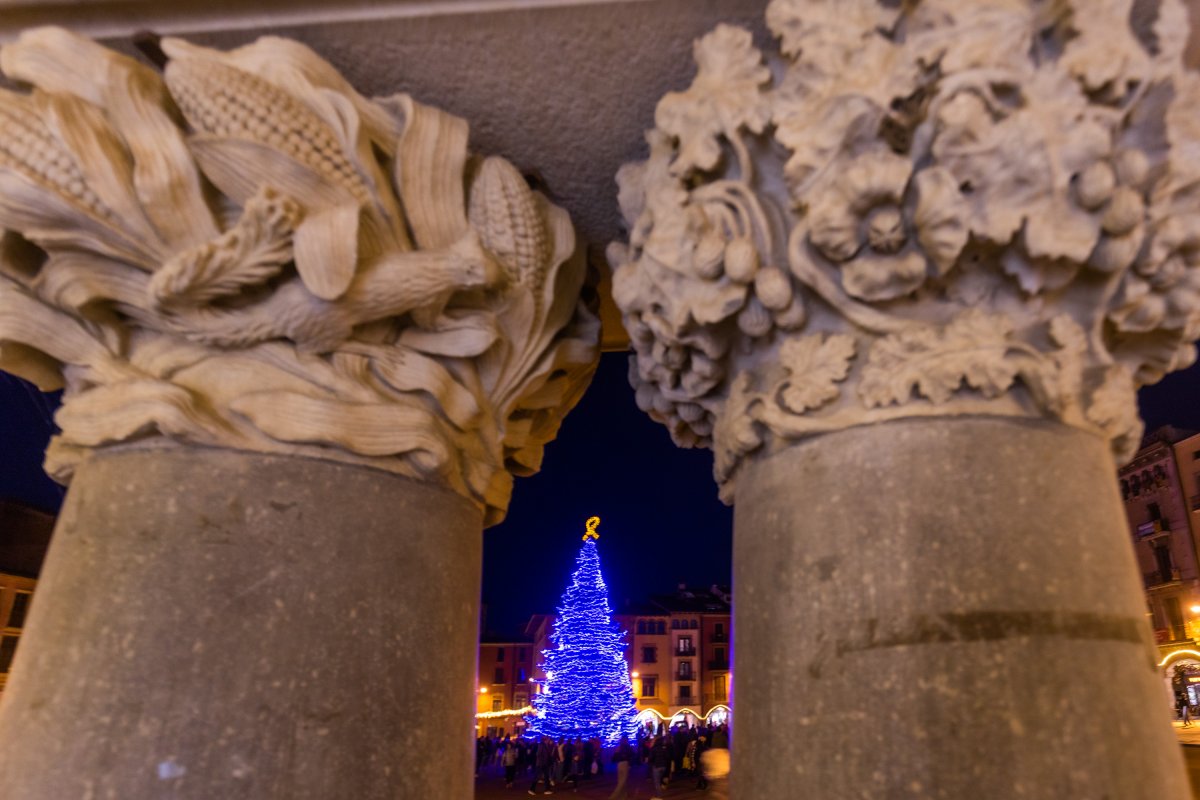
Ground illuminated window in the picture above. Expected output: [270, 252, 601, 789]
[641, 677, 657, 697]
[492, 695, 503, 712]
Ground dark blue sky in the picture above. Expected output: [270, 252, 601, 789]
[2, 346, 1198, 633]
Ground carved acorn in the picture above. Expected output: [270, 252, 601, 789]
[724, 236, 759, 283]
[773, 295, 807, 331]
[1102, 187, 1144, 237]
[694, 231, 725, 280]
[754, 266, 793, 311]
[1075, 162, 1115, 210]
[1114, 149, 1150, 190]
[737, 296, 772, 337]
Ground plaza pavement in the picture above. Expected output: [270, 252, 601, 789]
[474, 764, 724, 800]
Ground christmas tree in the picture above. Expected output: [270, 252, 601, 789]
[526, 516, 638, 743]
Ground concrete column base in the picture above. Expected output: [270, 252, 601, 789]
[0, 448, 482, 799]
[731, 417, 1188, 799]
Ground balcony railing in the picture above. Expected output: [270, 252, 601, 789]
[676, 671, 696, 681]
[1138, 520, 1169, 536]
[707, 659, 730, 671]
[703, 691, 728, 706]
[1144, 568, 1182, 588]
[710, 632, 727, 643]
[674, 695, 698, 706]
[676, 646, 696, 656]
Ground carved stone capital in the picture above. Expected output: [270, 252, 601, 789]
[0, 28, 598, 525]
[610, 1, 1200, 502]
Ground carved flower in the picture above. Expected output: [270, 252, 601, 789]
[654, 24, 770, 176]
[806, 152, 968, 301]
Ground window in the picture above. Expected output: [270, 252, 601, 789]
[679, 661, 691, 677]
[518, 648, 526, 660]
[641, 677, 657, 697]
[515, 692, 528, 708]
[0, 635, 17, 673]
[656, 621, 666, 635]
[715, 622, 724, 636]
[671, 619, 680, 630]
[494, 668, 504, 684]
[715, 647, 725, 663]
[678, 636, 693, 654]
[679, 685, 692, 699]
[492, 695, 503, 712]
[637, 621, 646, 635]
[642, 646, 657, 663]
[518, 668, 527, 682]
[690, 619, 698, 630]
[1149, 502, 1163, 521]
[7, 592, 30, 629]
[496, 647, 505, 662]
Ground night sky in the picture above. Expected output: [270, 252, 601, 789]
[1, 346, 1198, 634]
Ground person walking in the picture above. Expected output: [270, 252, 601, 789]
[504, 739, 519, 788]
[529, 735, 556, 795]
[649, 736, 671, 800]
[607, 736, 634, 800]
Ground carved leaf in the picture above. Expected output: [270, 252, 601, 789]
[368, 346, 482, 431]
[859, 311, 1027, 406]
[654, 24, 770, 175]
[229, 391, 450, 473]
[55, 379, 216, 447]
[930, 70, 1108, 263]
[149, 188, 301, 306]
[777, 333, 856, 414]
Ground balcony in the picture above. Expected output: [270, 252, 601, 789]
[1144, 568, 1182, 588]
[675, 670, 696, 681]
[708, 659, 730, 671]
[674, 695, 698, 706]
[676, 646, 696, 656]
[1138, 520, 1169, 537]
[711, 631, 727, 643]
[703, 691, 728, 706]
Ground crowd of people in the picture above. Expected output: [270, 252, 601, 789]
[475, 722, 730, 798]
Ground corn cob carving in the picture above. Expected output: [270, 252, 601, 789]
[0, 27, 598, 527]
[164, 58, 371, 206]
[0, 91, 115, 222]
[468, 157, 551, 300]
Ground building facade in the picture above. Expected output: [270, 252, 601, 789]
[474, 637, 535, 738]
[1121, 428, 1200, 702]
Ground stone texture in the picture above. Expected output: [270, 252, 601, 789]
[732, 417, 1188, 799]
[0, 447, 483, 799]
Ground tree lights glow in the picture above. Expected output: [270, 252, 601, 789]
[525, 517, 638, 744]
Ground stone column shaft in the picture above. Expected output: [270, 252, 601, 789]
[0, 449, 482, 799]
[733, 418, 1187, 798]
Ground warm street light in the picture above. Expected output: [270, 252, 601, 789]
[631, 671, 639, 678]
[1191, 605, 1200, 614]
[480, 687, 488, 694]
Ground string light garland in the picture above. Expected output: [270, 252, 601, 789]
[477, 705, 534, 720]
[525, 516, 638, 744]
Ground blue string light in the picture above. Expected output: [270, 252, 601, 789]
[525, 520, 638, 744]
